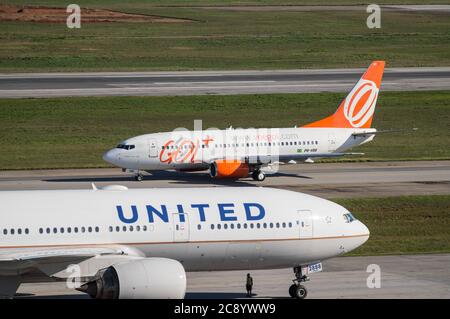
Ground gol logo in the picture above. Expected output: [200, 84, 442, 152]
[343, 79, 379, 128]
[160, 139, 199, 164]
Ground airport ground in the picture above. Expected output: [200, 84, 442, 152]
[1, 90, 449, 169]
[1, 2, 449, 72]
[1, 0, 449, 300]
[2, 67, 450, 98]
[16, 254, 450, 299]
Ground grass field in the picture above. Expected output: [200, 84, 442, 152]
[5, 1, 450, 6]
[1, 1, 449, 71]
[0, 90, 448, 170]
[333, 195, 450, 256]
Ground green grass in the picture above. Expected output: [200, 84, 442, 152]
[5, 1, 450, 7]
[0, 90, 449, 170]
[333, 195, 450, 256]
[1, 2, 449, 71]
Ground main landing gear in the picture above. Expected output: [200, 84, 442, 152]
[134, 173, 144, 182]
[289, 266, 309, 299]
[251, 170, 266, 182]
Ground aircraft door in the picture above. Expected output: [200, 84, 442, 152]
[328, 133, 337, 152]
[297, 210, 313, 238]
[149, 139, 158, 158]
[173, 213, 189, 242]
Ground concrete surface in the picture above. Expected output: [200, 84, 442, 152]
[1, 67, 450, 98]
[16, 254, 450, 299]
[1, 161, 449, 199]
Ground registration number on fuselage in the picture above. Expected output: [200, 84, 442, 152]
[303, 262, 323, 274]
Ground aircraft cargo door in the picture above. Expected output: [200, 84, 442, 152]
[297, 210, 313, 238]
[149, 139, 158, 158]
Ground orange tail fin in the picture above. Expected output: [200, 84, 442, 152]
[303, 61, 385, 129]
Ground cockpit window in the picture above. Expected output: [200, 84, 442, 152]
[116, 144, 135, 150]
[343, 213, 356, 223]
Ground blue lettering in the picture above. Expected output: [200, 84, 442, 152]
[191, 204, 209, 222]
[176, 204, 186, 222]
[244, 203, 265, 221]
[218, 203, 237, 221]
[116, 205, 138, 224]
[146, 205, 169, 223]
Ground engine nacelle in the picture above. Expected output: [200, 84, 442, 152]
[209, 159, 249, 178]
[78, 258, 186, 299]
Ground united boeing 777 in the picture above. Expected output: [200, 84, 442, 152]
[0, 186, 369, 298]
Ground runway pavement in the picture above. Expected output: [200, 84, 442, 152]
[16, 254, 450, 299]
[1, 67, 450, 98]
[0, 161, 449, 199]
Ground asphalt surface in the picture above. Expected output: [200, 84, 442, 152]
[198, 5, 450, 13]
[1, 67, 450, 98]
[1, 161, 449, 199]
[16, 254, 450, 299]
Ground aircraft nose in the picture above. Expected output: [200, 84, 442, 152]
[357, 220, 370, 245]
[103, 149, 117, 165]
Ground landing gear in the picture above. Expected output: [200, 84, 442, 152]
[251, 170, 265, 182]
[134, 173, 144, 182]
[289, 266, 309, 299]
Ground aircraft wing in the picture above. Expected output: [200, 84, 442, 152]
[0, 246, 130, 278]
[206, 152, 365, 165]
[352, 128, 418, 137]
[0, 247, 123, 263]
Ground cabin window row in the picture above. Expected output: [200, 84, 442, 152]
[212, 141, 319, 148]
[38, 226, 99, 234]
[197, 221, 295, 230]
[2, 228, 30, 235]
[108, 225, 153, 232]
[162, 141, 319, 150]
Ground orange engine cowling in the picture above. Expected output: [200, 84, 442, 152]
[209, 160, 249, 179]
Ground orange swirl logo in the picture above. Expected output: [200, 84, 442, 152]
[343, 79, 379, 128]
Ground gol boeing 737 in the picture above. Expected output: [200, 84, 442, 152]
[104, 61, 384, 181]
[0, 186, 369, 298]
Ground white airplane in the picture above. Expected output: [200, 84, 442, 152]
[104, 61, 385, 182]
[0, 186, 369, 299]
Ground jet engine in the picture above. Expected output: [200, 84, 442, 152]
[77, 257, 186, 299]
[209, 159, 249, 178]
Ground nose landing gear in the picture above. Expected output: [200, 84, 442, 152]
[251, 170, 266, 181]
[133, 172, 144, 181]
[289, 266, 309, 299]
